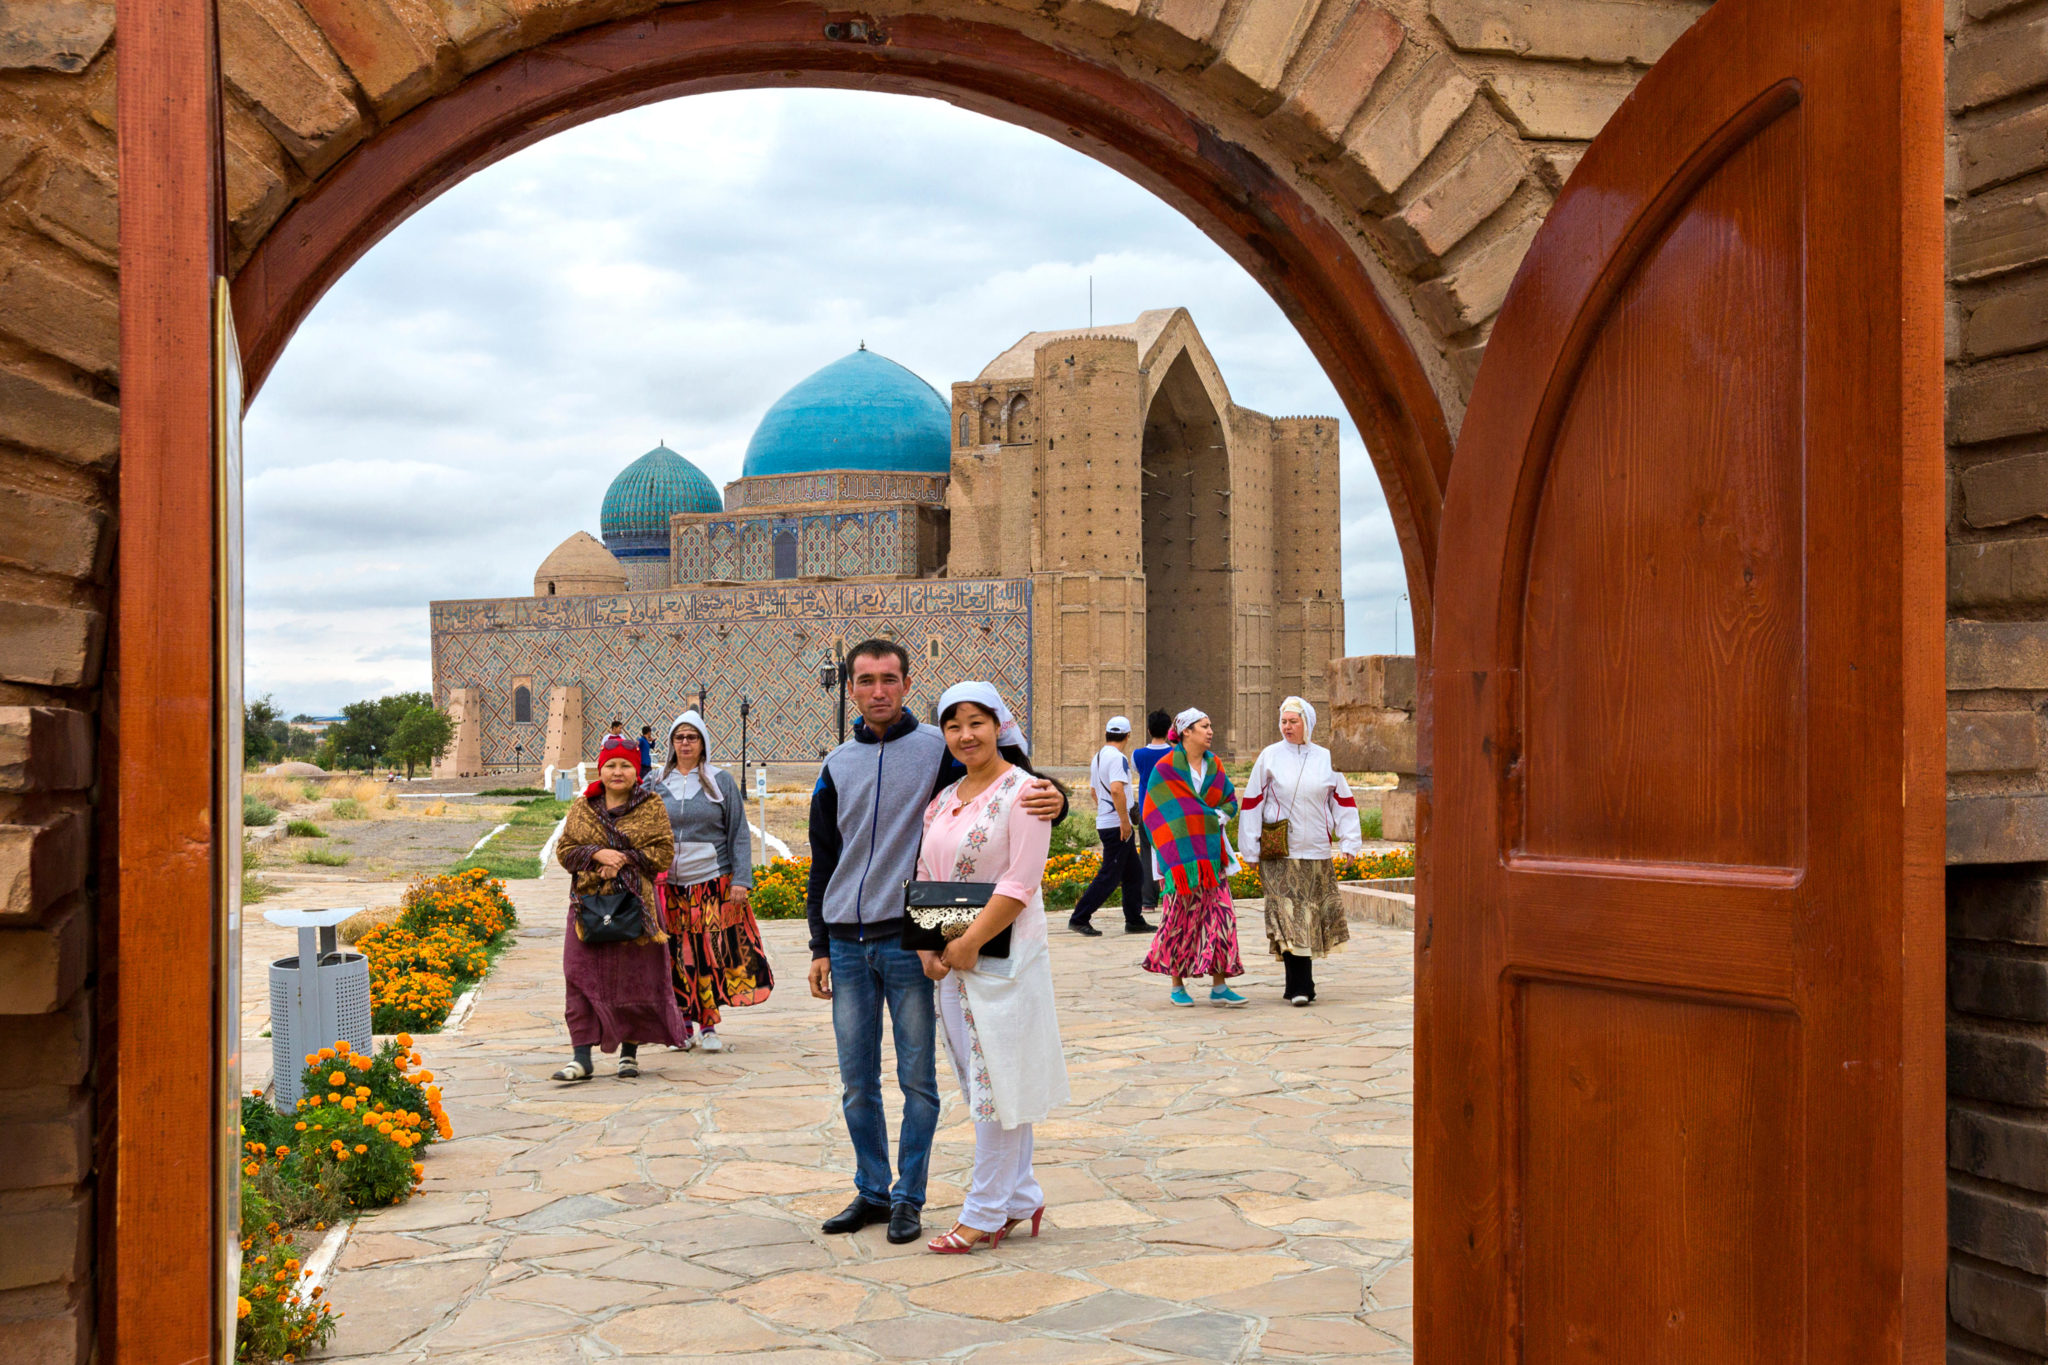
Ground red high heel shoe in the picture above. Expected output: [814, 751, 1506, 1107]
[927, 1223, 1002, 1254]
[1002, 1207, 1046, 1240]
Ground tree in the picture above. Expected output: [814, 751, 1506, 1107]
[319, 691, 434, 771]
[244, 694, 282, 767]
[388, 704, 455, 780]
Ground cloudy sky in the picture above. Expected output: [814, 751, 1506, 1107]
[244, 88, 1414, 717]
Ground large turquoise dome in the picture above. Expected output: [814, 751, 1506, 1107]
[742, 349, 951, 478]
[600, 444, 723, 566]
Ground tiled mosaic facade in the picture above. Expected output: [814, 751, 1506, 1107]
[724, 470, 948, 510]
[671, 503, 936, 584]
[430, 579, 1032, 764]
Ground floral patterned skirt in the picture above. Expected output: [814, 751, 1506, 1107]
[1262, 857, 1350, 960]
[659, 875, 774, 1029]
[1141, 884, 1244, 979]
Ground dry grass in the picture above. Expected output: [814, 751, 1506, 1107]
[245, 775, 307, 809]
[329, 777, 383, 803]
[337, 905, 399, 943]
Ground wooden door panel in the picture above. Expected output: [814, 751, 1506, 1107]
[1419, 0, 1944, 1358]
[1517, 95, 1806, 875]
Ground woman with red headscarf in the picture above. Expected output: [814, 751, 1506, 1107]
[552, 737, 684, 1081]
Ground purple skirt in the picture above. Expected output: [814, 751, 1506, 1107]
[562, 909, 688, 1050]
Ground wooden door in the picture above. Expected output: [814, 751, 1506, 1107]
[1417, 0, 1946, 1359]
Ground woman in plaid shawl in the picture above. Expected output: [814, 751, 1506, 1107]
[1138, 708, 1249, 1006]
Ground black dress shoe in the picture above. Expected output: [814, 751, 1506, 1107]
[1124, 919, 1156, 933]
[887, 1202, 923, 1244]
[1069, 920, 1103, 937]
[821, 1196, 891, 1234]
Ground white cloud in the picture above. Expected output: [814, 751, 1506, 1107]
[244, 88, 1413, 714]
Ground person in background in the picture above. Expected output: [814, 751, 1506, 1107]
[1238, 696, 1364, 1005]
[1131, 710, 1175, 913]
[806, 640, 1067, 1247]
[1067, 716, 1153, 937]
[651, 710, 771, 1052]
[914, 682, 1069, 1254]
[603, 719, 629, 748]
[552, 737, 684, 1081]
[638, 724, 657, 774]
[1139, 708, 1247, 1007]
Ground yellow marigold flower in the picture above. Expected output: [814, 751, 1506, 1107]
[237, 1297, 251, 1320]
[334, 1041, 351, 1055]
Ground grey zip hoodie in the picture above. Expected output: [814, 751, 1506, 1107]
[805, 708, 957, 958]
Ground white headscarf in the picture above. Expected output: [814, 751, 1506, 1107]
[935, 681, 1029, 754]
[658, 709, 726, 803]
[1279, 695, 1317, 741]
[1170, 707, 1210, 740]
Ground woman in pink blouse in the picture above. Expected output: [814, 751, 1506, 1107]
[915, 681, 1072, 1254]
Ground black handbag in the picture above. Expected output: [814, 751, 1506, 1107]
[575, 889, 647, 944]
[902, 880, 1010, 959]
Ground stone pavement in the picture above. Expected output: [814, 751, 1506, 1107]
[307, 864, 1414, 1363]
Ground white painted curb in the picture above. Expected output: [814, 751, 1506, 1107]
[292, 1217, 352, 1302]
[465, 822, 510, 855]
[536, 816, 567, 870]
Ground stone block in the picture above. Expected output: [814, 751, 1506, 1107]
[1486, 68, 1635, 140]
[1950, 14, 2048, 112]
[1953, 947, 2048, 1022]
[0, 898, 88, 1015]
[0, 810, 87, 923]
[0, 367, 117, 468]
[1961, 98, 2048, 195]
[0, 1194, 88, 1292]
[28, 161, 116, 260]
[1414, 214, 1541, 335]
[1281, 4, 1403, 143]
[1949, 1022, 2048, 1107]
[0, 1095, 90, 1191]
[0, 135, 34, 190]
[1966, 272, 2048, 359]
[1950, 188, 2048, 282]
[1950, 537, 2048, 612]
[0, 1286, 91, 1365]
[220, 0, 370, 177]
[1341, 52, 1477, 195]
[1381, 788, 1416, 840]
[298, 0, 457, 121]
[1951, 1258, 2048, 1356]
[1952, 350, 2048, 446]
[1971, 0, 2038, 18]
[0, 992, 89, 1081]
[1953, 1106, 2048, 1194]
[224, 115, 293, 251]
[1211, 0, 1321, 108]
[1950, 794, 2048, 863]
[0, 486, 108, 582]
[1331, 653, 1416, 710]
[0, 709, 94, 794]
[1382, 133, 1525, 269]
[1430, 0, 1704, 65]
[0, 604, 103, 690]
[1963, 451, 2048, 525]
[0, 252, 116, 378]
[1952, 865, 2048, 944]
[1328, 709, 1417, 772]
[1952, 619, 2048, 690]
[1950, 710, 2039, 774]
[1534, 145, 1584, 192]
[1954, 1178, 2048, 1277]
[0, 1, 113, 73]
[1145, 0, 1228, 61]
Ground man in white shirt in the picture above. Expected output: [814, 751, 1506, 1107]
[1068, 716, 1155, 936]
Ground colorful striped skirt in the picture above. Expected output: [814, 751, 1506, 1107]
[659, 874, 774, 1030]
[1141, 883, 1244, 979]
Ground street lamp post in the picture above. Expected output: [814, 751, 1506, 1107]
[818, 656, 848, 746]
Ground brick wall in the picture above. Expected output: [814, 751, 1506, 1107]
[1943, 0, 2048, 1356]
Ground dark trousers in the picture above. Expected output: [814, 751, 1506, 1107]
[1282, 952, 1316, 1000]
[1071, 827, 1148, 928]
[1135, 823, 1161, 909]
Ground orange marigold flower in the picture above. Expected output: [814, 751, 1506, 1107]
[395, 1032, 413, 1047]
[328, 1070, 345, 1085]
[334, 1041, 351, 1055]
[237, 1296, 251, 1320]
[354, 1143, 367, 1154]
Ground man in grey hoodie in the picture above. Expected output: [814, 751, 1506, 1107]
[806, 639, 1064, 1244]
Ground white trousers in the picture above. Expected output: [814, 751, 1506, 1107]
[937, 974, 1044, 1233]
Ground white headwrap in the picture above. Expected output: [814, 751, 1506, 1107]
[659, 709, 726, 803]
[1279, 695, 1317, 740]
[1171, 707, 1210, 740]
[935, 681, 1029, 754]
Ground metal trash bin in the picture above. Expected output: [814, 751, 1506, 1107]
[266, 907, 373, 1113]
[552, 768, 575, 801]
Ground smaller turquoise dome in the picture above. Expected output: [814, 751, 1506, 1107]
[743, 349, 951, 478]
[600, 445, 723, 563]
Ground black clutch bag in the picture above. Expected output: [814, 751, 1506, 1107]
[902, 880, 1010, 958]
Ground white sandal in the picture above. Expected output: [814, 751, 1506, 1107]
[551, 1059, 592, 1083]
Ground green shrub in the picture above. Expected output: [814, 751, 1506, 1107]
[241, 873, 283, 904]
[750, 858, 809, 919]
[298, 1039, 439, 1148]
[330, 798, 367, 820]
[1049, 808, 1100, 858]
[1361, 806, 1383, 840]
[243, 794, 278, 827]
[478, 786, 545, 796]
[301, 847, 351, 866]
[450, 849, 541, 880]
[285, 819, 326, 838]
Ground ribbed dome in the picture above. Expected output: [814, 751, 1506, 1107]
[600, 444, 723, 544]
[742, 349, 951, 478]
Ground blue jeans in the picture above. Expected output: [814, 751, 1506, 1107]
[828, 933, 939, 1209]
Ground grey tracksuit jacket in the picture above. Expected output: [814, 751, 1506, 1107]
[805, 710, 960, 959]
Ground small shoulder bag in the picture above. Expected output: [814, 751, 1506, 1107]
[902, 880, 1011, 958]
[1258, 759, 1309, 861]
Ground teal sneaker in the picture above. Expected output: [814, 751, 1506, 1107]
[1168, 986, 1196, 1007]
[1209, 986, 1249, 1007]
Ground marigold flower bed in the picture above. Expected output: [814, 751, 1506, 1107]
[357, 868, 519, 1031]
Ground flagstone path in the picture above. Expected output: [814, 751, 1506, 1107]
[299, 865, 1414, 1363]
